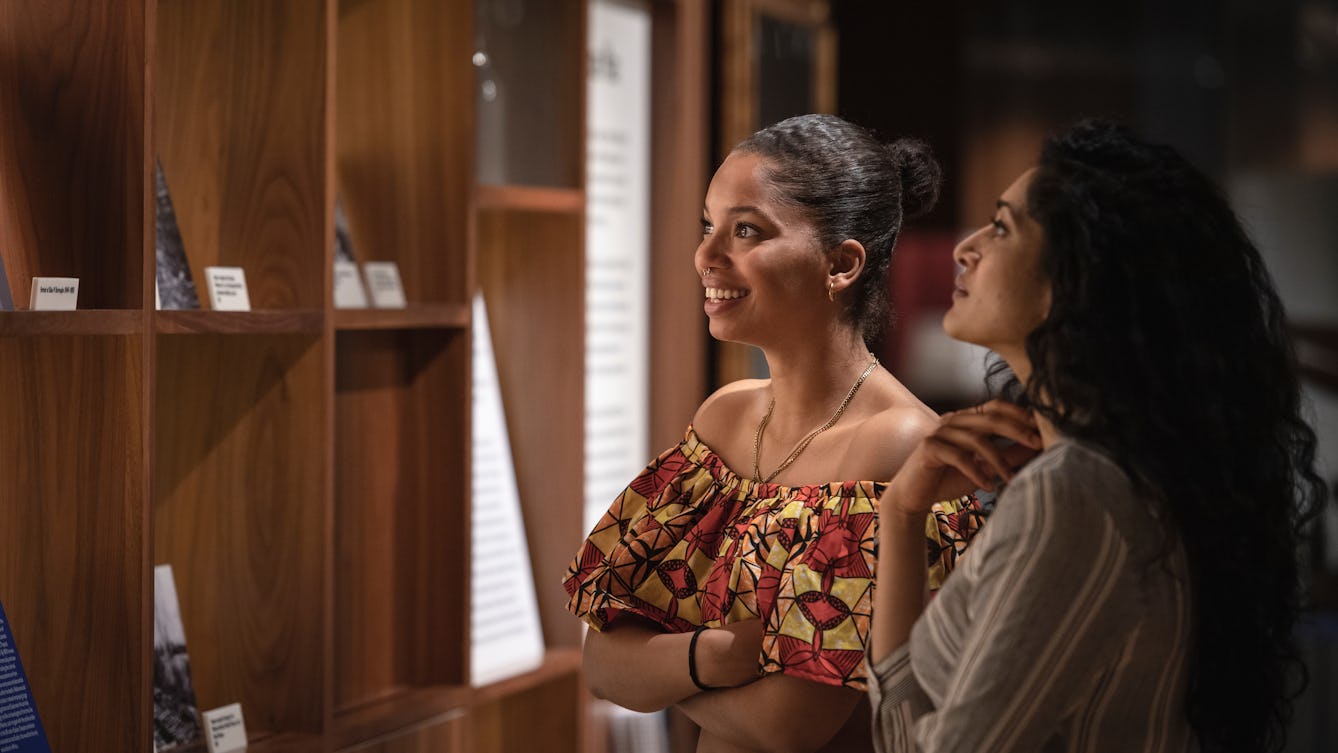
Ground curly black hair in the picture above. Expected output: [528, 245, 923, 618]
[995, 119, 1326, 752]
[734, 114, 942, 345]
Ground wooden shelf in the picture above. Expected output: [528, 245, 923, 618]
[334, 303, 470, 331]
[472, 648, 583, 706]
[154, 309, 323, 334]
[334, 685, 472, 748]
[470, 648, 586, 753]
[0, 310, 143, 336]
[333, 329, 469, 722]
[157, 0, 326, 311]
[167, 731, 327, 753]
[246, 734, 330, 753]
[0, 1, 609, 750]
[475, 184, 585, 214]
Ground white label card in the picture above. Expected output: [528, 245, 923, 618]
[333, 260, 369, 309]
[470, 293, 546, 686]
[362, 261, 407, 309]
[29, 277, 79, 311]
[584, 0, 651, 532]
[204, 267, 251, 311]
[200, 703, 247, 753]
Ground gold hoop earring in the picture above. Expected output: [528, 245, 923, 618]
[828, 280, 836, 302]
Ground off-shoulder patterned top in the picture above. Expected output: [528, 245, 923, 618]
[563, 426, 983, 691]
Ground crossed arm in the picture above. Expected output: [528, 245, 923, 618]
[583, 615, 862, 752]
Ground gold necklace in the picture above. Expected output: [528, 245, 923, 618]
[752, 354, 880, 484]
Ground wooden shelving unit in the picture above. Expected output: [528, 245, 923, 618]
[474, 185, 586, 214]
[0, 0, 594, 750]
[155, 310, 326, 335]
[0, 0, 712, 749]
[0, 310, 146, 336]
[331, 2, 475, 747]
[333, 304, 471, 332]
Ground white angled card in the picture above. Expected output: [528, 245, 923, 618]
[362, 261, 407, 308]
[200, 703, 247, 753]
[203, 267, 251, 311]
[585, 0, 652, 533]
[333, 260, 369, 309]
[29, 277, 79, 310]
[470, 292, 546, 686]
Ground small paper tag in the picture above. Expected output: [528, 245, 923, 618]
[362, 261, 407, 309]
[200, 703, 247, 753]
[28, 277, 78, 311]
[333, 260, 369, 309]
[204, 267, 251, 311]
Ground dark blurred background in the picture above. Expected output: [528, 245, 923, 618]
[829, 2, 1338, 748]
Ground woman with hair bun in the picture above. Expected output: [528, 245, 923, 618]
[564, 114, 980, 752]
[869, 119, 1325, 753]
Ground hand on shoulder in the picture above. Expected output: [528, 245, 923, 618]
[882, 399, 1042, 522]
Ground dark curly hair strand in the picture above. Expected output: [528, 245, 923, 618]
[998, 119, 1325, 753]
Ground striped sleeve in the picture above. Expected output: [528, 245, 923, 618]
[867, 643, 933, 753]
[879, 458, 1144, 752]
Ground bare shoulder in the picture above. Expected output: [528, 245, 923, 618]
[865, 403, 939, 453]
[692, 379, 768, 447]
[846, 387, 940, 480]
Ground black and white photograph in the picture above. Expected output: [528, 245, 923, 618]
[154, 161, 199, 310]
[333, 195, 355, 264]
[152, 564, 201, 752]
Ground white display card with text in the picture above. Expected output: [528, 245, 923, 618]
[584, 0, 651, 533]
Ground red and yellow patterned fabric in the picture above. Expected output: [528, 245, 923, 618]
[563, 427, 984, 691]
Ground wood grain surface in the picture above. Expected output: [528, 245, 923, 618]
[156, 0, 327, 310]
[650, 0, 711, 449]
[471, 666, 582, 753]
[0, 310, 144, 336]
[154, 309, 325, 335]
[335, 0, 473, 305]
[334, 330, 468, 711]
[339, 709, 467, 753]
[476, 208, 584, 650]
[0, 1, 146, 309]
[333, 686, 471, 750]
[333, 303, 470, 332]
[153, 334, 327, 735]
[0, 335, 147, 751]
[0, 0, 603, 748]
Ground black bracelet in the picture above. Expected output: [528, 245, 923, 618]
[687, 625, 719, 691]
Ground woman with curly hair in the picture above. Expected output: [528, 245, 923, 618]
[562, 114, 983, 752]
[868, 120, 1325, 752]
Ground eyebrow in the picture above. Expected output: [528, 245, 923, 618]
[702, 205, 776, 229]
[996, 199, 1025, 219]
[703, 205, 766, 216]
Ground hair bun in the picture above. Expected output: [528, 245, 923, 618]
[888, 139, 942, 220]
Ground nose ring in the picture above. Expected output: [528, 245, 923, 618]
[700, 267, 713, 278]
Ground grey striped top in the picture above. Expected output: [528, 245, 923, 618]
[868, 439, 1198, 752]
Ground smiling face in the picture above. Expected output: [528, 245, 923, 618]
[943, 168, 1052, 373]
[694, 151, 833, 348]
